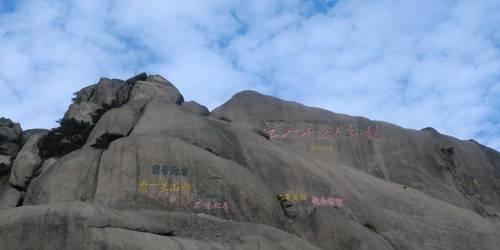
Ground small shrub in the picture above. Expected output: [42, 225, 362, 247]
[91, 102, 123, 124]
[363, 222, 378, 233]
[90, 133, 124, 149]
[218, 116, 232, 122]
[40, 118, 94, 159]
[92, 104, 112, 124]
[0, 163, 10, 176]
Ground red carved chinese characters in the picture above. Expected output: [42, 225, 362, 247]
[311, 196, 343, 208]
[263, 125, 383, 140]
[335, 127, 343, 136]
[281, 128, 297, 138]
[319, 128, 332, 139]
[299, 128, 315, 139]
[264, 128, 280, 138]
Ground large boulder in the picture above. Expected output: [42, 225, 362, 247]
[64, 78, 131, 124]
[181, 101, 210, 116]
[130, 100, 246, 166]
[64, 102, 101, 124]
[0, 115, 21, 196]
[0, 142, 19, 156]
[8, 133, 45, 190]
[129, 79, 184, 104]
[24, 148, 103, 205]
[84, 100, 147, 147]
[211, 90, 500, 216]
[0, 118, 23, 171]
[0, 117, 22, 143]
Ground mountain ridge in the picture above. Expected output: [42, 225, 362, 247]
[1, 72, 499, 250]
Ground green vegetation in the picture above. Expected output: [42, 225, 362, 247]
[92, 104, 113, 124]
[90, 133, 124, 149]
[0, 172, 9, 188]
[363, 222, 378, 233]
[0, 164, 10, 177]
[40, 118, 94, 159]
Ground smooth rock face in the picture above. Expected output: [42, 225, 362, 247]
[211, 90, 500, 215]
[2, 74, 500, 250]
[181, 101, 210, 116]
[85, 100, 145, 146]
[9, 133, 44, 190]
[129, 80, 184, 104]
[24, 148, 103, 205]
[0, 202, 319, 250]
[36, 157, 58, 176]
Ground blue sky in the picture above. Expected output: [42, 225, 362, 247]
[0, 0, 499, 151]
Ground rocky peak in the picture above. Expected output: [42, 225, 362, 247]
[1, 73, 500, 250]
[64, 72, 184, 125]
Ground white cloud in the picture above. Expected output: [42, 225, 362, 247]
[0, 0, 499, 151]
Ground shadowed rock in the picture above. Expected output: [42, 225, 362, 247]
[9, 133, 45, 190]
[126, 72, 148, 84]
[22, 129, 49, 144]
[0, 186, 22, 209]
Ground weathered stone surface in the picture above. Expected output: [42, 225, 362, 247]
[94, 134, 277, 224]
[0, 117, 22, 143]
[146, 74, 172, 84]
[8, 133, 44, 190]
[78, 78, 130, 107]
[35, 157, 58, 176]
[0, 186, 22, 209]
[0, 201, 319, 250]
[0, 141, 19, 156]
[85, 100, 146, 146]
[63, 101, 101, 124]
[64, 78, 131, 124]
[181, 101, 210, 116]
[129, 80, 184, 104]
[0, 118, 22, 170]
[131, 100, 246, 166]
[24, 148, 103, 205]
[211, 90, 500, 216]
[3, 74, 500, 249]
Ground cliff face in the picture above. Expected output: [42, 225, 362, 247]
[1, 73, 499, 250]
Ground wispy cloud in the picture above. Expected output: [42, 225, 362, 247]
[0, 0, 499, 150]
